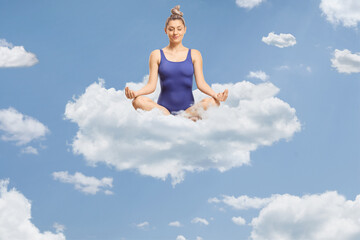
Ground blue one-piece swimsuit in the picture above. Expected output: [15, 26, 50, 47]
[157, 48, 195, 115]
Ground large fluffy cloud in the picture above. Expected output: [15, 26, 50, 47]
[0, 179, 66, 240]
[52, 171, 113, 195]
[0, 107, 49, 153]
[0, 39, 38, 68]
[331, 49, 360, 74]
[262, 32, 296, 48]
[320, 0, 360, 28]
[64, 77, 300, 185]
[211, 191, 360, 240]
[235, 0, 265, 9]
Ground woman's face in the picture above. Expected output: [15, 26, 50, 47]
[165, 19, 186, 43]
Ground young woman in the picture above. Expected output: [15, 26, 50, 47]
[125, 5, 228, 121]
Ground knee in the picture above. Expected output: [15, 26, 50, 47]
[202, 97, 220, 110]
[132, 96, 145, 109]
[211, 97, 220, 107]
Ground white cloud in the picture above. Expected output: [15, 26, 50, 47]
[52, 171, 113, 195]
[250, 191, 360, 240]
[320, 0, 360, 27]
[191, 217, 209, 226]
[64, 77, 300, 185]
[211, 191, 360, 240]
[21, 146, 39, 155]
[235, 0, 265, 9]
[0, 39, 13, 48]
[208, 197, 221, 203]
[262, 32, 296, 48]
[196, 237, 203, 240]
[247, 71, 269, 81]
[0, 39, 38, 68]
[232, 216, 246, 226]
[169, 221, 182, 227]
[0, 107, 49, 146]
[176, 235, 186, 240]
[276, 65, 290, 70]
[0, 179, 66, 240]
[53, 223, 65, 233]
[211, 195, 278, 210]
[331, 49, 360, 74]
[136, 221, 149, 229]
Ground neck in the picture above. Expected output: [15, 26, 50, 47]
[167, 42, 184, 51]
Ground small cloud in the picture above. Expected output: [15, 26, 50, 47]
[262, 32, 296, 48]
[331, 49, 360, 74]
[306, 66, 312, 72]
[247, 71, 269, 81]
[232, 216, 246, 226]
[219, 207, 226, 212]
[176, 235, 186, 240]
[0, 39, 13, 48]
[21, 146, 38, 155]
[136, 221, 149, 229]
[209, 194, 278, 210]
[276, 65, 290, 71]
[104, 190, 114, 195]
[208, 197, 221, 203]
[191, 217, 209, 226]
[169, 221, 182, 227]
[235, 0, 265, 9]
[52, 171, 113, 195]
[0, 107, 49, 154]
[53, 222, 65, 233]
[0, 39, 39, 67]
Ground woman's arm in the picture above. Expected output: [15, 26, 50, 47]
[193, 49, 218, 98]
[133, 50, 159, 97]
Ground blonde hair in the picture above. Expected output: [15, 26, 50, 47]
[165, 5, 186, 28]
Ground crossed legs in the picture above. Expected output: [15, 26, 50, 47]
[132, 96, 220, 121]
[183, 97, 220, 120]
[132, 96, 171, 115]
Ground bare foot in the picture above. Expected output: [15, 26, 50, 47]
[189, 116, 202, 122]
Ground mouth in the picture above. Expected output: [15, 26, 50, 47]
[172, 36, 179, 39]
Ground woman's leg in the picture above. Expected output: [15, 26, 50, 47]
[132, 96, 171, 115]
[184, 97, 220, 120]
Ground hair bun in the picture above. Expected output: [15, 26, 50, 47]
[171, 5, 183, 17]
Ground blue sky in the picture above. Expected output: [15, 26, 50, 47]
[1, 0, 360, 240]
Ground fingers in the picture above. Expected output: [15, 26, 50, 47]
[125, 87, 129, 98]
[125, 87, 135, 99]
[216, 89, 228, 102]
[224, 89, 228, 101]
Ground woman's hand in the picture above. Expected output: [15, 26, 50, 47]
[125, 87, 137, 99]
[213, 89, 228, 103]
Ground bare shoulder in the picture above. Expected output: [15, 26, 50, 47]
[190, 49, 202, 63]
[191, 49, 201, 56]
[149, 49, 161, 65]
